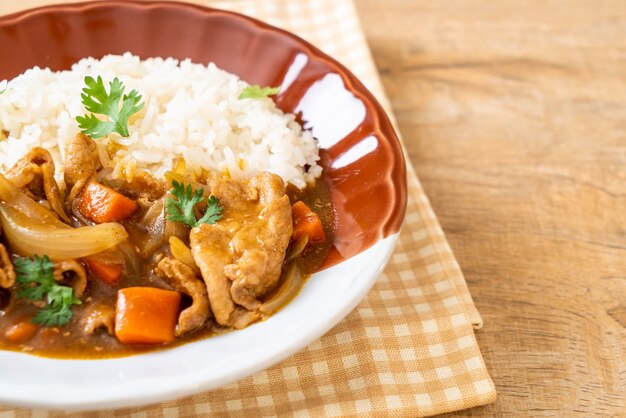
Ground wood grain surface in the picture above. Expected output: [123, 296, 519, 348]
[353, 0, 626, 416]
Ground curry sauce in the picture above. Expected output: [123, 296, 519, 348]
[0, 139, 334, 359]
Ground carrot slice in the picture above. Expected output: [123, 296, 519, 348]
[79, 181, 138, 224]
[291, 201, 326, 243]
[115, 287, 180, 344]
[4, 319, 39, 344]
[84, 257, 123, 285]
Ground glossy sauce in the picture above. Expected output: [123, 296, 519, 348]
[0, 178, 334, 359]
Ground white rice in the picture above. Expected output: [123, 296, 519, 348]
[0, 53, 321, 189]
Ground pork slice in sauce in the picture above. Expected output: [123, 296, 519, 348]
[125, 172, 167, 201]
[0, 243, 15, 288]
[64, 133, 101, 201]
[223, 173, 292, 309]
[156, 257, 210, 336]
[190, 224, 234, 326]
[190, 173, 292, 326]
[53, 260, 87, 298]
[81, 303, 115, 336]
[5, 147, 70, 223]
[6, 147, 49, 189]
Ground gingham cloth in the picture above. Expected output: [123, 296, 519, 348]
[0, 0, 497, 416]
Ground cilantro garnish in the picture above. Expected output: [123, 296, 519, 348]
[165, 181, 223, 228]
[238, 85, 280, 100]
[15, 255, 81, 327]
[76, 76, 144, 139]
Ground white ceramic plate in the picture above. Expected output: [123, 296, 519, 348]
[0, 234, 399, 410]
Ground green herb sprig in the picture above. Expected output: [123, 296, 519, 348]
[76, 76, 144, 139]
[15, 255, 81, 327]
[165, 181, 223, 228]
[238, 85, 280, 100]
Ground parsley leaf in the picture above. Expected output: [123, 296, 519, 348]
[76, 76, 144, 139]
[238, 85, 280, 100]
[165, 181, 223, 228]
[15, 255, 55, 300]
[33, 301, 75, 327]
[196, 195, 223, 225]
[165, 182, 203, 227]
[33, 286, 80, 326]
[15, 254, 81, 327]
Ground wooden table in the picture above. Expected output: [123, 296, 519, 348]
[354, 0, 626, 415]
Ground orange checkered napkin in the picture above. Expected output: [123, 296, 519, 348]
[0, 0, 497, 416]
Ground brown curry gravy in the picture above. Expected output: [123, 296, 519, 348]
[0, 178, 334, 359]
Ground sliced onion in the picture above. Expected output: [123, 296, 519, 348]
[164, 170, 187, 187]
[0, 203, 128, 260]
[140, 197, 165, 225]
[259, 262, 305, 315]
[139, 198, 166, 256]
[285, 235, 309, 263]
[0, 173, 67, 227]
[172, 158, 186, 175]
[115, 240, 142, 278]
[164, 170, 209, 193]
[169, 236, 200, 276]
